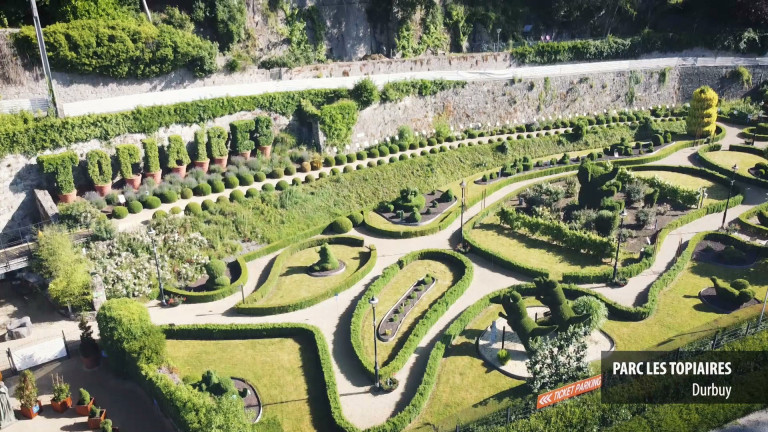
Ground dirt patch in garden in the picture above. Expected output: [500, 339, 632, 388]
[232, 377, 262, 423]
[184, 261, 236, 292]
[377, 190, 456, 225]
[692, 240, 759, 267]
[698, 287, 760, 313]
[378, 277, 436, 342]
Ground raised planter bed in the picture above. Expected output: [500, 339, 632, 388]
[698, 287, 760, 313]
[231, 377, 262, 423]
[377, 190, 457, 226]
[307, 260, 347, 277]
[377, 275, 437, 342]
[692, 240, 760, 267]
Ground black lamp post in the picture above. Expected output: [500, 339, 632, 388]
[612, 209, 628, 282]
[460, 180, 467, 247]
[369, 296, 380, 389]
[721, 164, 738, 229]
[148, 228, 167, 306]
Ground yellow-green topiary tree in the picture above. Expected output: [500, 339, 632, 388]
[686, 86, 719, 139]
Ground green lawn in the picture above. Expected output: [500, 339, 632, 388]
[408, 303, 532, 431]
[166, 338, 334, 432]
[634, 171, 729, 205]
[470, 215, 613, 280]
[360, 259, 460, 366]
[254, 244, 366, 308]
[603, 260, 768, 351]
[705, 151, 768, 178]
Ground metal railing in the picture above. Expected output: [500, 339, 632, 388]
[0, 222, 50, 274]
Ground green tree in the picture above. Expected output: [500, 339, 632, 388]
[214, 0, 246, 50]
[686, 86, 719, 139]
[350, 78, 380, 108]
[36, 226, 92, 311]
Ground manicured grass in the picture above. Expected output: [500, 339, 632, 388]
[254, 244, 365, 308]
[532, 148, 599, 164]
[360, 259, 460, 366]
[603, 260, 768, 351]
[470, 215, 613, 280]
[166, 338, 334, 432]
[635, 171, 730, 205]
[704, 151, 768, 178]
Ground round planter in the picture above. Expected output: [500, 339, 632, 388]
[144, 171, 162, 184]
[124, 175, 141, 190]
[213, 156, 228, 170]
[51, 396, 72, 413]
[171, 165, 187, 178]
[258, 146, 272, 158]
[194, 159, 210, 173]
[238, 151, 251, 160]
[58, 191, 77, 204]
[94, 183, 112, 197]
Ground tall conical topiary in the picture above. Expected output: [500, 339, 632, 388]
[310, 243, 340, 272]
[686, 86, 719, 139]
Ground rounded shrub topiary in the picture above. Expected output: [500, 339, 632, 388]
[356, 164, 364, 170]
[224, 175, 240, 189]
[201, 199, 216, 211]
[348, 211, 364, 226]
[194, 182, 212, 196]
[323, 156, 334, 167]
[331, 168, 340, 176]
[184, 202, 202, 216]
[399, 154, 407, 161]
[304, 174, 315, 183]
[170, 206, 182, 215]
[300, 162, 311, 173]
[216, 195, 229, 205]
[213, 276, 230, 287]
[230, 190, 245, 203]
[335, 154, 346, 165]
[245, 188, 259, 198]
[330, 216, 353, 234]
[127, 200, 143, 214]
[371, 160, 379, 167]
[367, 148, 379, 158]
[292, 177, 301, 186]
[427, 138, 437, 146]
[377, 159, 385, 165]
[153, 210, 167, 219]
[285, 165, 297, 175]
[389, 144, 398, 154]
[146, 196, 162, 209]
[378, 146, 390, 157]
[270, 168, 284, 179]
[407, 211, 422, 223]
[263, 183, 275, 192]
[159, 190, 178, 203]
[237, 173, 254, 186]
[254, 171, 267, 182]
[420, 150, 428, 156]
[319, 171, 328, 178]
[205, 259, 227, 280]
[346, 154, 356, 163]
[275, 180, 289, 191]
[210, 180, 225, 193]
[429, 148, 438, 154]
[180, 187, 193, 199]
[343, 166, 353, 173]
[113, 206, 129, 219]
[356, 151, 367, 160]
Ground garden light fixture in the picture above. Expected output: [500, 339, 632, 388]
[612, 209, 628, 282]
[721, 164, 737, 229]
[369, 297, 380, 389]
[147, 228, 167, 306]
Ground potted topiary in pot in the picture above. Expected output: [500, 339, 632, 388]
[87, 404, 107, 429]
[254, 116, 274, 158]
[100, 418, 114, 432]
[142, 138, 162, 183]
[78, 316, 101, 369]
[208, 126, 229, 169]
[50, 374, 72, 412]
[167, 135, 191, 177]
[230, 119, 256, 159]
[86, 150, 113, 196]
[75, 388, 94, 416]
[14, 370, 41, 419]
[37, 151, 79, 203]
[115, 144, 142, 190]
[193, 127, 210, 172]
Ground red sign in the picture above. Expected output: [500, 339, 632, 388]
[536, 374, 602, 409]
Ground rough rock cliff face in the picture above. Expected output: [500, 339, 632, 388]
[300, 0, 376, 61]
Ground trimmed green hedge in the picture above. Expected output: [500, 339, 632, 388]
[350, 249, 473, 380]
[163, 257, 248, 303]
[742, 127, 768, 141]
[737, 201, 768, 238]
[697, 143, 768, 188]
[235, 236, 377, 315]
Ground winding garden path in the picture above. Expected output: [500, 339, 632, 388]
[145, 123, 767, 428]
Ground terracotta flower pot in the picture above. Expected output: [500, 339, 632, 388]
[193, 159, 210, 173]
[58, 191, 77, 204]
[124, 175, 141, 190]
[213, 156, 228, 169]
[145, 171, 162, 184]
[20, 401, 42, 419]
[51, 396, 72, 413]
[75, 398, 94, 416]
[238, 151, 251, 160]
[81, 353, 100, 370]
[94, 183, 112, 197]
[258, 145, 272, 158]
[171, 165, 186, 178]
[87, 409, 106, 429]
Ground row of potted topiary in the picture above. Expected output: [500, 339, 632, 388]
[14, 371, 115, 430]
[36, 116, 274, 203]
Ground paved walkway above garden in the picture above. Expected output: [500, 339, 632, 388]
[144, 123, 766, 428]
[62, 56, 768, 117]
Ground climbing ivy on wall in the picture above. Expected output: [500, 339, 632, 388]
[319, 100, 358, 149]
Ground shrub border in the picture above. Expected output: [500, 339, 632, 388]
[349, 249, 473, 380]
[697, 143, 768, 188]
[235, 235, 377, 315]
[162, 257, 248, 303]
[737, 200, 768, 238]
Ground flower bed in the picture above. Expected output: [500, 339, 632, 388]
[164, 257, 249, 303]
[378, 275, 437, 342]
